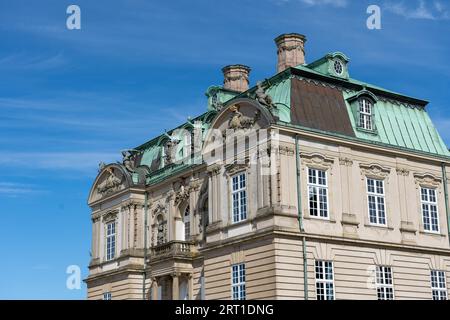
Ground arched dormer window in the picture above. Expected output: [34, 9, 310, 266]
[347, 90, 378, 134]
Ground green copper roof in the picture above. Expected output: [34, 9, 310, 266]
[128, 52, 449, 185]
[342, 91, 449, 156]
[266, 76, 291, 122]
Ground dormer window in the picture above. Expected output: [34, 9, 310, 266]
[358, 98, 373, 130]
[333, 60, 344, 76]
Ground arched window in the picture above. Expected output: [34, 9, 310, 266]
[183, 206, 190, 241]
[358, 98, 373, 130]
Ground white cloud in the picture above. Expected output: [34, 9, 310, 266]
[300, 0, 348, 7]
[0, 182, 45, 197]
[0, 152, 119, 173]
[0, 52, 67, 71]
[385, 0, 450, 20]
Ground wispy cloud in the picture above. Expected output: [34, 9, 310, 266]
[299, 0, 347, 7]
[0, 52, 67, 71]
[384, 0, 450, 20]
[0, 182, 46, 197]
[0, 152, 119, 173]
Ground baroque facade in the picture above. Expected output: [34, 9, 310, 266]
[86, 33, 450, 300]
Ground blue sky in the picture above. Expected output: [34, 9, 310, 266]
[0, 0, 449, 299]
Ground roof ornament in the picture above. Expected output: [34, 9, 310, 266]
[120, 149, 141, 173]
[211, 92, 224, 111]
[174, 183, 190, 206]
[254, 81, 276, 111]
[164, 137, 180, 165]
[98, 161, 106, 172]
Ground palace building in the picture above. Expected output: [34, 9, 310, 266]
[86, 33, 450, 300]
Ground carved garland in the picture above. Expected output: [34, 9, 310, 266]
[301, 152, 335, 170]
[359, 163, 391, 180]
[413, 172, 441, 189]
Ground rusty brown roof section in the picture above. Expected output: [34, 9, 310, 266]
[290, 77, 355, 137]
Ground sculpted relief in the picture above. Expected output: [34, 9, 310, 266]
[97, 167, 123, 197]
[228, 105, 260, 131]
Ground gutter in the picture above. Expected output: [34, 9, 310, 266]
[442, 163, 450, 246]
[142, 191, 149, 300]
[295, 134, 308, 300]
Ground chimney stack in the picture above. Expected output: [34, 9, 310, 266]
[275, 33, 306, 73]
[222, 64, 251, 92]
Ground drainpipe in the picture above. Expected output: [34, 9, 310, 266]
[142, 191, 149, 300]
[442, 163, 450, 246]
[295, 134, 308, 300]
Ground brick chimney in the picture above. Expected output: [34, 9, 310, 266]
[275, 33, 307, 73]
[222, 64, 251, 92]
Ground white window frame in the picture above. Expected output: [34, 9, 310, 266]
[366, 178, 387, 226]
[359, 98, 373, 131]
[184, 205, 190, 241]
[231, 172, 247, 224]
[315, 260, 335, 300]
[431, 270, 448, 300]
[307, 168, 329, 219]
[376, 266, 394, 300]
[421, 187, 440, 233]
[231, 263, 246, 300]
[103, 292, 112, 300]
[105, 221, 116, 261]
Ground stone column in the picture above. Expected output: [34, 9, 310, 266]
[188, 274, 194, 300]
[172, 273, 180, 300]
[152, 277, 158, 300]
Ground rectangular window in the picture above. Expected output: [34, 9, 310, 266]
[367, 178, 386, 225]
[231, 173, 247, 223]
[359, 98, 373, 130]
[421, 187, 439, 233]
[376, 266, 394, 300]
[231, 263, 246, 300]
[103, 292, 112, 300]
[431, 270, 447, 300]
[308, 168, 329, 219]
[315, 260, 334, 300]
[106, 221, 116, 261]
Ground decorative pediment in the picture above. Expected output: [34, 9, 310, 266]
[88, 164, 134, 205]
[301, 152, 334, 169]
[102, 210, 118, 222]
[359, 163, 391, 179]
[413, 172, 441, 188]
[225, 161, 249, 176]
[152, 201, 167, 218]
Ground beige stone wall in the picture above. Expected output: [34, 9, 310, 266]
[87, 271, 146, 300]
[202, 236, 276, 300]
[274, 235, 450, 300]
